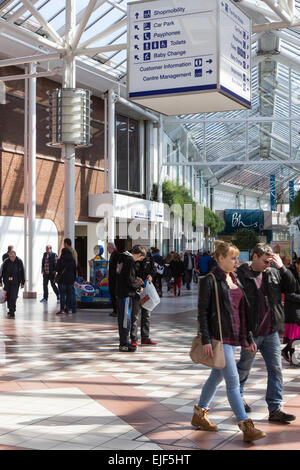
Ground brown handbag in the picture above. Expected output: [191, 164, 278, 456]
[190, 273, 225, 370]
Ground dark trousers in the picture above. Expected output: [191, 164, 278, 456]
[5, 283, 19, 314]
[154, 275, 162, 296]
[109, 287, 117, 313]
[43, 273, 59, 299]
[59, 284, 74, 312]
[117, 297, 133, 346]
[131, 295, 150, 342]
[185, 269, 193, 289]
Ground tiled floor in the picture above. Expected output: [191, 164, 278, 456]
[0, 284, 299, 450]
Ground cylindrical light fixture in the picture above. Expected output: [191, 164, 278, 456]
[47, 88, 91, 147]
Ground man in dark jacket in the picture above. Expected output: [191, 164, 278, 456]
[116, 246, 146, 352]
[55, 248, 77, 315]
[152, 248, 164, 297]
[236, 243, 296, 423]
[131, 250, 157, 347]
[107, 242, 119, 318]
[184, 250, 195, 290]
[40, 245, 59, 303]
[0, 251, 25, 318]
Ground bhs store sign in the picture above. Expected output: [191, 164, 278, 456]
[224, 210, 264, 233]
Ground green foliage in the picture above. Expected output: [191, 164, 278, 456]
[232, 228, 260, 251]
[151, 181, 224, 232]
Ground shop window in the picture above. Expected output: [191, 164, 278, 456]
[116, 114, 140, 193]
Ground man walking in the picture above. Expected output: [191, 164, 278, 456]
[184, 250, 195, 290]
[40, 245, 59, 303]
[2, 245, 14, 262]
[0, 251, 25, 318]
[237, 243, 296, 423]
[63, 238, 78, 313]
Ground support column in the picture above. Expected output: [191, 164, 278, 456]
[23, 65, 29, 297]
[63, 0, 76, 246]
[24, 62, 37, 298]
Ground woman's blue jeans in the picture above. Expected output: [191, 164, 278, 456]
[198, 344, 248, 423]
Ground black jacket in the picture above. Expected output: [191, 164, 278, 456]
[0, 257, 25, 286]
[198, 267, 253, 345]
[184, 253, 195, 270]
[115, 252, 141, 298]
[170, 260, 184, 278]
[56, 249, 76, 285]
[236, 263, 296, 336]
[108, 250, 120, 293]
[135, 252, 157, 281]
[284, 266, 300, 325]
[41, 252, 57, 275]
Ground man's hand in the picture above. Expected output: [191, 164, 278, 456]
[245, 341, 257, 354]
[0, 282, 2, 288]
[271, 253, 283, 269]
[136, 277, 144, 285]
[147, 275, 152, 283]
[21, 284, 24, 289]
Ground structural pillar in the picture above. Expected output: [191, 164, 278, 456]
[24, 62, 37, 298]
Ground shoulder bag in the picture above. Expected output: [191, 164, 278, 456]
[189, 272, 225, 369]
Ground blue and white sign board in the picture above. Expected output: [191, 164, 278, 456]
[127, 0, 251, 115]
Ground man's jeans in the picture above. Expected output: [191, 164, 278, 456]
[131, 295, 150, 342]
[237, 332, 283, 413]
[199, 344, 248, 423]
[117, 297, 133, 346]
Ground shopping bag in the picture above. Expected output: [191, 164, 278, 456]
[140, 281, 160, 311]
[0, 288, 6, 304]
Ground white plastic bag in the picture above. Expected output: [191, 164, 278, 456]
[0, 289, 6, 304]
[140, 281, 160, 312]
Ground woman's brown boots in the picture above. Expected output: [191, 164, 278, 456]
[191, 405, 218, 431]
[238, 418, 266, 442]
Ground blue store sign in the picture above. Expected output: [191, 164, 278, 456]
[224, 210, 264, 233]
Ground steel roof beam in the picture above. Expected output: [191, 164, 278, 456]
[76, 42, 127, 56]
[20, 0, 64, 46]
[263, 0, 292, 22]
[72, 0, 98, 50]
[79, 16, 126, 48]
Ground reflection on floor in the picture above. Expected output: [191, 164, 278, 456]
[0, 284, 299, 450]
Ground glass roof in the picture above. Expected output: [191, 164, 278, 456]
[1, 0, 300, 197]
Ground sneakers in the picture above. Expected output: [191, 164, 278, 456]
[7, 313, 15, 319]
[191, 405, 218, 431]
[56, 310, 64, 315]
[40, 298, 47, 303]
[119, 344, 137, 352]
[131, 341, 138, 348]
[238, 418, 266, 442]
[268, 407, 296, 423]
[141, 338, 157, 345]
[281, 348, 291, 364]
[243, 398, 252, 413]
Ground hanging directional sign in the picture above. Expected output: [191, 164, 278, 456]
[127, 0, 251, 115]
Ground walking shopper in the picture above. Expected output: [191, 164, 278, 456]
[55, 248, 77, 315]
[2, 245, 14, 262]
[116, 245, 146, 352]
[192, 241, 266, 442]
[236, 243, 296, 422]
[164, 252, 174, 292]
[281, 257, 300, 364]
[0, 251, 25, 318]
[40, 245, 59, 303]
[107, 242, 119, 318]
[131, 249, 157, 347]
[170, 253, 184, 296]
[184, 250, 195, 290]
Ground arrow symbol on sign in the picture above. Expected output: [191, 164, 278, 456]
[134, 55, 139, 60]
[135, 12, 139, 19]
[134, 35, 139, 40]
[206, 69, 213, 74]
[135, 45, 140, 50]
[134, 25, 140, 30]
[206, 59, 213, 64]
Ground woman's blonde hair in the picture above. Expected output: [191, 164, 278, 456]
[213, 240, 239, 261]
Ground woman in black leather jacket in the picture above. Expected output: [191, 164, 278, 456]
[191, 241, 265, 443]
